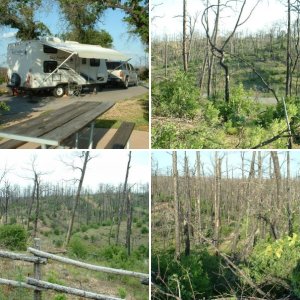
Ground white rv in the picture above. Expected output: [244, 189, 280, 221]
[7, 37, 129, 97]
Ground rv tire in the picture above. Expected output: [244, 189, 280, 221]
[53, 85, 65, 98]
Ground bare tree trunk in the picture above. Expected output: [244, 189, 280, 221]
[220, 54, 230, 102]
[196, 152, 202, 243]
[183, 0, 188, 71]
[184, 152, 191, 256]
[164, 37, 168, 77]
[173, 151, 181, 259]
[286, 0, 292, 97]
[270, 151, 281, 239]
[214, 153, 221, 249]
[286, 152, 293, 236]
[65, 151, 90, 247]
[207, 0, 220, 97]
[33, 175, 40, 238]
[4, 182, 10, 225]
[125, 192, 133, 255]
[115, 151, 132, 245]
[27, 181, 37, 230]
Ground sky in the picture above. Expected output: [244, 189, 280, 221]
[0, 150, 150, 191]
[152, 0, 286, 38]
[0, 1, 147, 67]
[152, 150, 300, 178]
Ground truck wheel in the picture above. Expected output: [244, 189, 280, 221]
[53, 85, 65, 97]
[123, 77, 129, 89]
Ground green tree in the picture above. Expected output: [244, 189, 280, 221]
[97, 0, 149, 45]
[62, 28, 113, 47]
[0, 0, 50, 40]
[58, 0, 106, 44]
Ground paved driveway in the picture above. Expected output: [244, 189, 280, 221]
[0, 85, 148, 124]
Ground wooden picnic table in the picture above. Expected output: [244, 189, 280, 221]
[0, 101, 115, 149]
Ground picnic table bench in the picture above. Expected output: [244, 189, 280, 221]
[0, 101, 117, 149]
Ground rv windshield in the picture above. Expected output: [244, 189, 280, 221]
[106, 61, 123, 70]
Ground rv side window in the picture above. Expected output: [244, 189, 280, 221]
[82, 58, 87, 64]
[90, 59, 100, 67]
[44, 61, 58, 73]
[43, 45, 58, 54]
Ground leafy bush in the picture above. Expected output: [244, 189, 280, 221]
[47, 271, 64, 285]
[152, 122, 177, 148]
[245, 234, 300, 297]
[0, 224, 27, 250]
[141, 226, 149, 234]
[53, 228, 60, 235]
[90, 235, 96, 243]
[152, 71, 199, 118]
[138, 67, 149, 80]
[118, 287, 127, 299]
[80, 225, 88, 232]
[69, 237, 88, 259]
[152, 249, 231, 299]
[0, 101, 9, 112]
[217, 84, 262, 126]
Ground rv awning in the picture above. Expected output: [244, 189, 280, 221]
[42, 41, 129, 61]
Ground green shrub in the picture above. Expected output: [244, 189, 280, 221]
[118, 287, 127, 299]
[69, 237, 88, 259]
[47, 271, 64, 285]
[141, 226, 149, 234]
[90, 235, 96, 243]
[138, 67, 149, 80]
[0, 224, 27, 250]
[83, 234, 89, 240]
[152, 71, 199, 118]
[216, 84, 261, 126]
[245, 234, 300, 297]
[53, 228, 60, 235]
[152, 249, 230, 299]
[136, 221, 143, 228]
[152, 122, 177, 149]
[80, 225, 88, 232]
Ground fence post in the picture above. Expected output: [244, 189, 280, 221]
[33, 238, 42, 300]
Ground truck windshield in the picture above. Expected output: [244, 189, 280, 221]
[106, 61, 123, 70]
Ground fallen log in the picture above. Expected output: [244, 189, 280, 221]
[27, 278, 122, 300]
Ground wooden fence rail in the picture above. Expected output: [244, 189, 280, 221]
[28, 247, 148, 279]
[0, 238, 149, 300]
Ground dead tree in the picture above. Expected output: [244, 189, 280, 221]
[202, 0, 260, 102]
[172, 151, 181, 259]
[125, 191, 133, 255]
[184, 152, 192, 256]
[115, 151, 132, 245]
[196, 151, 202, 243]
[213, 152, 222, 249]
[65, 151, 91, 247]
[286, 151, 293, 236]
[286, 0, 292, 97]
[183, 0, 188, 71]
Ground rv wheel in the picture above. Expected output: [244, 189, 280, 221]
[53, 86, 65, 98]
